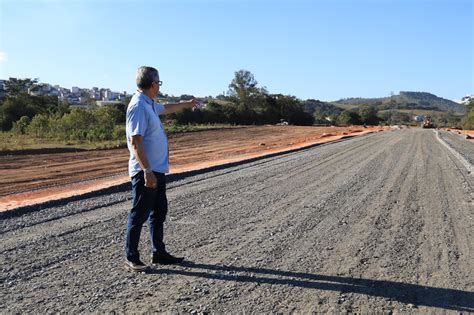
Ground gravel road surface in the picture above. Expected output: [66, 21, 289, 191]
[438, 130, 474, 165]
[1, 129, 473, 313]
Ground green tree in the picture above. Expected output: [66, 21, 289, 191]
[358, 105, 379, 125]
[251, 94, 313, 126]
[228, 70, 268, 122]
[228, 70, 262, 101]
[3, 78, 39, 98]
[0, 96, 37, 130]
[261, 95, 280, 124]
[337, 111, 362, 125]
[202, 102, 227, 123]
[461, 100, 474, 129]
[107, 103, 127, 123]
[0, 78, 63, 130]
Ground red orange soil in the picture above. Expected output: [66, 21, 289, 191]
[0, 125, 385, 211]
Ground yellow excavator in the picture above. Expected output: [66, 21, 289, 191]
[422, 115, 435, 128]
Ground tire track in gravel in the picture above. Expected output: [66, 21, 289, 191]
[231, 130, 418, 312]
[1, 129, 473, 313]
[160, 133, 400, 265]
[289, 129, 473, 313]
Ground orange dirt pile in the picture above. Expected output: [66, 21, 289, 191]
[0, 125, 385, 211]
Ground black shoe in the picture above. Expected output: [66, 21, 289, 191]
[152, 252, 184, 265]
[124, 259, 148, 272]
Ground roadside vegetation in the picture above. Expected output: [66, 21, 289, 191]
[0, 72, 472, 151]
[0, 122, 237, 151]
[460, 99, 474, 130]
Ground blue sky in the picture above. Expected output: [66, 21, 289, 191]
[0, 0, 472, 101]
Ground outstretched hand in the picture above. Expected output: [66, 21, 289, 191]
[190, 99, 204, 111]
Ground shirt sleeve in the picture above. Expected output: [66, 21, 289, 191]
[154, 102, 165, 114]
[127, 103, 147, 137]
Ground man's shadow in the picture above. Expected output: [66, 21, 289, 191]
[146, 261, 473, 312]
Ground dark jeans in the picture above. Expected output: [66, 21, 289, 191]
[125, 171, 168, 262]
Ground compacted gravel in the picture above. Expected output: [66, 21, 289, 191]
[438, 130, 474, 165]
[1, 129, 473, 313]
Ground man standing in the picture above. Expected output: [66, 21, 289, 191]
[125, 66, 198, 271]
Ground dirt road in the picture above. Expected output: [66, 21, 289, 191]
[1, 129, 473, 312]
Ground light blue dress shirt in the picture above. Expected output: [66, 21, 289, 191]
[126, 92, 169, 177]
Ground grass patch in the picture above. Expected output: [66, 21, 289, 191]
[164, 123, 235, 133]
[1, 123, 235, 152]
[0, 132, 127, 151]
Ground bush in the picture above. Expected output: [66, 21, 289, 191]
[28, 114, 50, 137]
[26, 107, 123, 141]
[461, 103, 474, 130]
[113, 125, 126, 140]
[12, 116, 31, 134]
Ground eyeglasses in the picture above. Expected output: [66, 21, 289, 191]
[155, 80, 163, 86]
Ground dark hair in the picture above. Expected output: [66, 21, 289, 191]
[136, 66, 159, 89]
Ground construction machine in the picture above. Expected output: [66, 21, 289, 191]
[422, 115, 435, 128]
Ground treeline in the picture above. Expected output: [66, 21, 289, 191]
[167, 70, 381, 126]
[167, 70, 462, 127]
[14, 106, 126, 141]
[0, 78, 127, 141]
[1, 73, 472, 143]
[168, 70, 315, 126]
[168, 95, 315, 126]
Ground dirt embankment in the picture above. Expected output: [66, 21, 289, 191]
[0, 125, 384, 211]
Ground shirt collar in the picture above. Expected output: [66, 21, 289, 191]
[136, 91, 154, 105]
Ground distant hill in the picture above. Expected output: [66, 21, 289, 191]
[333, 91, 465, 114]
